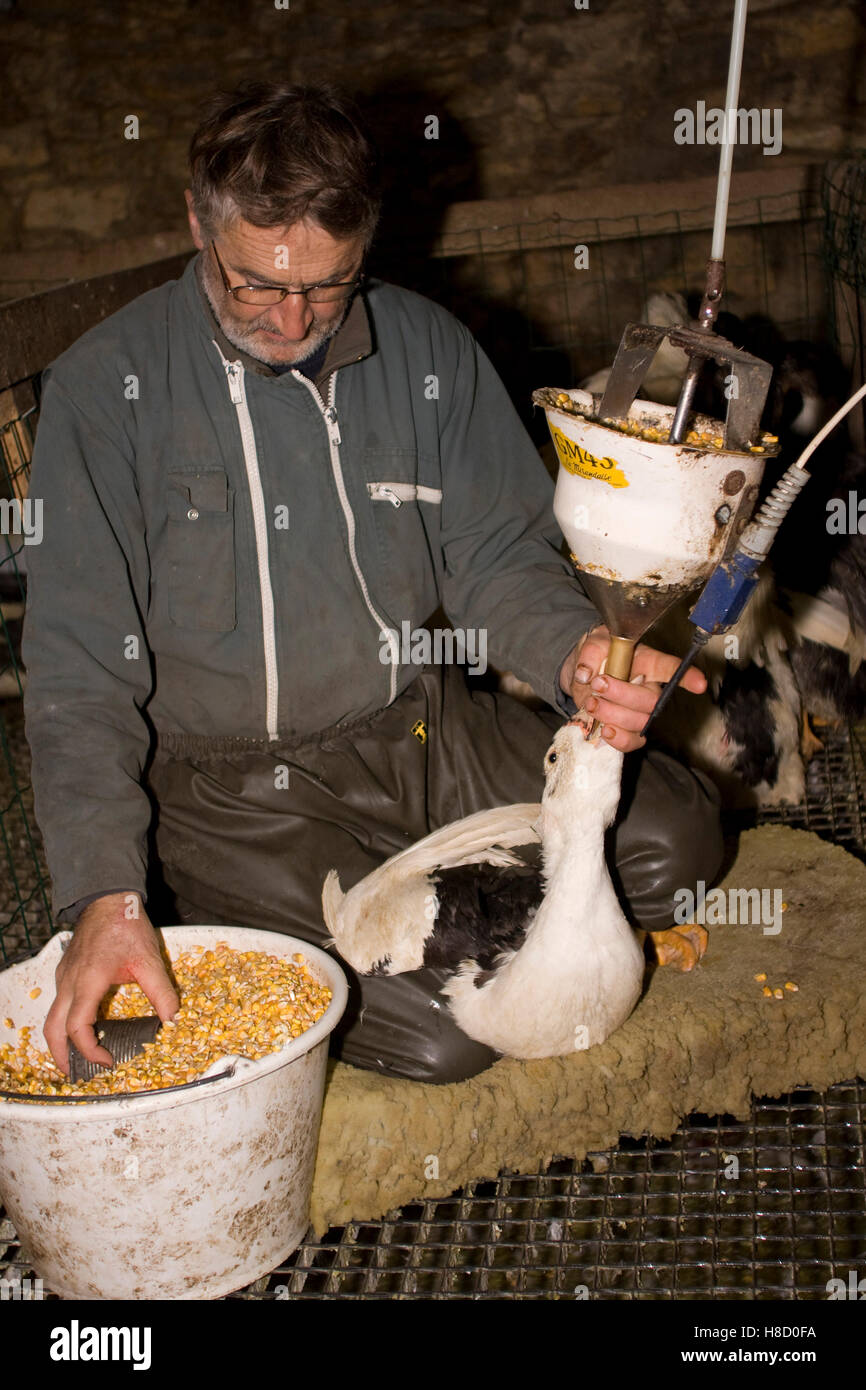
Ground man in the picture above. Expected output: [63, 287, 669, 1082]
[24, 81, 720, 1084]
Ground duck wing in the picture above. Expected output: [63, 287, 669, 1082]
[322, 803, 542, 975]
[374, 802, 542, 877]
[422, 861, 544, 975]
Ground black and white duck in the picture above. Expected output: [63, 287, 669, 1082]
[322, 718, 647, 1059]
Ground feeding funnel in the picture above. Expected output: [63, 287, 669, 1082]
[535, 388, 775, 678]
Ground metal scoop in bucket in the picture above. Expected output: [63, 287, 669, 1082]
[68, 1016, 162, 1083]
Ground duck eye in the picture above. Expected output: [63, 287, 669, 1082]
[548, 752, 557, 763]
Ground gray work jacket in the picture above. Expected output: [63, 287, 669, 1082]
[22, 254, 598, 912]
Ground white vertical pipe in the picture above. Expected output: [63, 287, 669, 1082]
[711, 0, 750, 262]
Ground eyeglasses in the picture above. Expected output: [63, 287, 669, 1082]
[210, 240, 363, 306]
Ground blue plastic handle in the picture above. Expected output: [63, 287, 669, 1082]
[688, 548, 763, 636]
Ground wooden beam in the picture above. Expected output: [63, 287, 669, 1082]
[0, 253, 194, 392]
[0, 163, 824, 300]
[0, 229, 192, 302]
[423, 162, 825, 257]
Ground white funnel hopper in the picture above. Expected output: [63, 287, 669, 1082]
[536, 388, 772, 677]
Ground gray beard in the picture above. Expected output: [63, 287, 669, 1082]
[199, 253, 348, 368]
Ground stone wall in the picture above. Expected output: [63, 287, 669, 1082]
[0, 0, 864, 270]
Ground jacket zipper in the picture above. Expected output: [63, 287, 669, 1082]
[367, 481, 443, 508]
[222, 357, 280, 741]
[294, 371, 399, 703]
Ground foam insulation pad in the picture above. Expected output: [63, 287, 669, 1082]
[309, 827, 866, 1235]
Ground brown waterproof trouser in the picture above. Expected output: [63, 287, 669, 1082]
[147, 665, 723, 1084]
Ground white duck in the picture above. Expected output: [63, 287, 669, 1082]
[580, 292, 691, 405]
[322, 718, 645, 1059]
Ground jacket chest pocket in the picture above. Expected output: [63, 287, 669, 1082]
[166, 470, 236, 631]
[364, 457, 443, 614]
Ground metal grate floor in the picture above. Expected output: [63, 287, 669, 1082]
[227, 1085, 865, 1300]
[1, 721, 865, 1299]
[745, 719, 866, 852]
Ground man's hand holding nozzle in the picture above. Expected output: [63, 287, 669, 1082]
[560, 625, 708, 753]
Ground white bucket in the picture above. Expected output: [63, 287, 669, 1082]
[0, 926, 348, 1300]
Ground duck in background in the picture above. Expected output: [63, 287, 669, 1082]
[647, 572, 805, 808]
[648, 335, 861, 802]
[774, 448, 866, 751]
[580, 291, 691, 405]
[735, 332, 866, 752]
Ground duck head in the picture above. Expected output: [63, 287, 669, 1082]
[540, 717, 625, 832]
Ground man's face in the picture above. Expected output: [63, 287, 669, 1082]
[186, 192, 365, 368]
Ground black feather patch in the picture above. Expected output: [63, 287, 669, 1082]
[717, 662, 781, 787]
[790, 641, 866, 721]
[422, 862, 544, 981]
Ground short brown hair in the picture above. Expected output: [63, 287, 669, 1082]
[189, 80, 381, 246]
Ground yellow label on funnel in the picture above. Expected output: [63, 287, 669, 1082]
[550, 426, 629, 488]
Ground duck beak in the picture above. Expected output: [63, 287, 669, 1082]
[568, 711, 604, 742]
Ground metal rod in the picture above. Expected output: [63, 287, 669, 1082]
[669, 0, 748, 444]
[641, 633, 709, 739]
[668, 359, 703, 444]
[712, 0, 750, 262]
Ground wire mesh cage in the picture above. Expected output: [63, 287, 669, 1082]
[824, 152, 866, 449]
[0, 385, 52, 963]
[376, 173, 829, 451]
[0, 167, 864, 1298]
[2, 1076, 863, 1301]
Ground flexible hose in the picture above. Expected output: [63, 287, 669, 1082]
[741, 380, 866, 560]
[641, 379, 866, 736]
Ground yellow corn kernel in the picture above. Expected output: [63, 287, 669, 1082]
[762, 986, 773, 997]
[773, 988, 784, 999]
[28, 987, 42, 1000]
[754, 972, 767, 983]
[784, 981, 798, 992]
